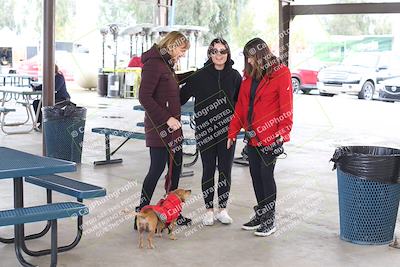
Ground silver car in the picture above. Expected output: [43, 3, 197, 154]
[317, 52, 400, 100]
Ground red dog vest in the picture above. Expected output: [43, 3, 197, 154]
[141, 193, 182, 224]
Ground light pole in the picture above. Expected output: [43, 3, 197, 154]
[100, 27, 108, 71]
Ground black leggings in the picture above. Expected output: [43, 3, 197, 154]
[200, 141, 235, 209]
[138, 147, 182, 210]
[247, 145, 277, 209]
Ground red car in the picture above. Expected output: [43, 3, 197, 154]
[17, 52, 75, 81]
[291, 68, 319, 94]
[291, 61, 325, 94]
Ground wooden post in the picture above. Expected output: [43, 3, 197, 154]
[42, 0, 56, 155]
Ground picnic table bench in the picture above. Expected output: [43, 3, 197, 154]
[0, 202, 88, 267]
[0, 147, 106, 267]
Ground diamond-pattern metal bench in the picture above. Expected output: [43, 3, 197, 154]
[11, 174, 106, 258]
[91, 127, 195, 177]
[0, 202, 88, 266]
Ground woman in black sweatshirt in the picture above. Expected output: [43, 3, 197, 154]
[180, 38, 242, 226]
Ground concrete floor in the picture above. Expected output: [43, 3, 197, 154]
[1, 87, 400, 267]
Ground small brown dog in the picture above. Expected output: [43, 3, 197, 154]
[126, 189, 191, 249]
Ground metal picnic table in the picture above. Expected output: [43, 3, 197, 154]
[0, 86, 41, 134]
[0, 147, 76, 267]
[0, 73, 36, 87]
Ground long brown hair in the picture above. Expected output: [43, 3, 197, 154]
[243, 38, 280, 80]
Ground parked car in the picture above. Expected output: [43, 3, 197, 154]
[291, 68, 319, 94]
[17, 51, 75, 81]
[317, 52, 400, 100]
[291, 60, 325, 94]
[375, 77, 400, 102]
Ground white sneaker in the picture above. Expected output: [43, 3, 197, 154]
[202, 210, 215, 226]
[215, 209, 233, 224]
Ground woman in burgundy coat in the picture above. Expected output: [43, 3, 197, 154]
[136, 31, 191, 226]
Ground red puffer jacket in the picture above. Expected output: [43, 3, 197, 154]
[228, 65, 293, 147]
[141, 193, 182, 224]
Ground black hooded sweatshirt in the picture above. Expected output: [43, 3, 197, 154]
[180, 59, 242, 150]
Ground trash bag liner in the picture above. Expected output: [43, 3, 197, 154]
[331, 146, 400, 184]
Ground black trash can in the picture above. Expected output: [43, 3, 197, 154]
[97, 73, 108, 96]
[331, 146, 400, 245]
[42, 102, 87, 163]
[107, 73, 120, 98]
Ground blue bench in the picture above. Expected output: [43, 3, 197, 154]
[0, 107, 16, 113]
[91, 127, 145, 166]
[0, 202, 88, 266]
[133, 103, 198, 166]
[25, 175, 107, 200]
[136, 121, 189, 127]
[0, 202, 88, 227]
[16, 174, 106, 257]
[91, 127, 196, 165]
[134, 103, 195, 117]
[92, 127, 195, 177]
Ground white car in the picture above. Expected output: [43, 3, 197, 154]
[317, 52, 400, 100]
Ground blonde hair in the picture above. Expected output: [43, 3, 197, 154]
[157, 31, 190, 55]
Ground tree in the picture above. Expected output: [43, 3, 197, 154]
[231, 8, 257, 48]
[0, 0, 16, 30]
[321, 0, 391, 35]
[55, 0, 77, 40]
[209, 0, 232, 42]
[322, 15, 386, 36]
[13, 0, 77, 41]
[174, 0, 219, 45]
[230, 0, 257, 48]
[97, 0, 237, 46]
[98, 0, 153, 27]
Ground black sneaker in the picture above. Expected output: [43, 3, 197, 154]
[254, 213, 276, 237]
[177, 214, 192, 226]
[242, 206, 262, 231]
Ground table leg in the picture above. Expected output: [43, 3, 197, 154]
[2, 94, 35, 134]
[50, 220, 57, 267]
[21, 195, 84, 256]
[13, 177, 36, 267]
[1, 92, 6, 107]
[23, 95, 36, 131]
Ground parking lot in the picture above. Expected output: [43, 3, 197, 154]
[1, 87, 400, 266]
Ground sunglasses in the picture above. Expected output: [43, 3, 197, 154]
[210, 48, 229, 55]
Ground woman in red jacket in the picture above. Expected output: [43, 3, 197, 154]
[136, 31, 191, 226]
[227, 38, 293, 237]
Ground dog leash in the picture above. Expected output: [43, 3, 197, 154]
[164, 149, 174, 193]
[164, 128, 181, 193]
